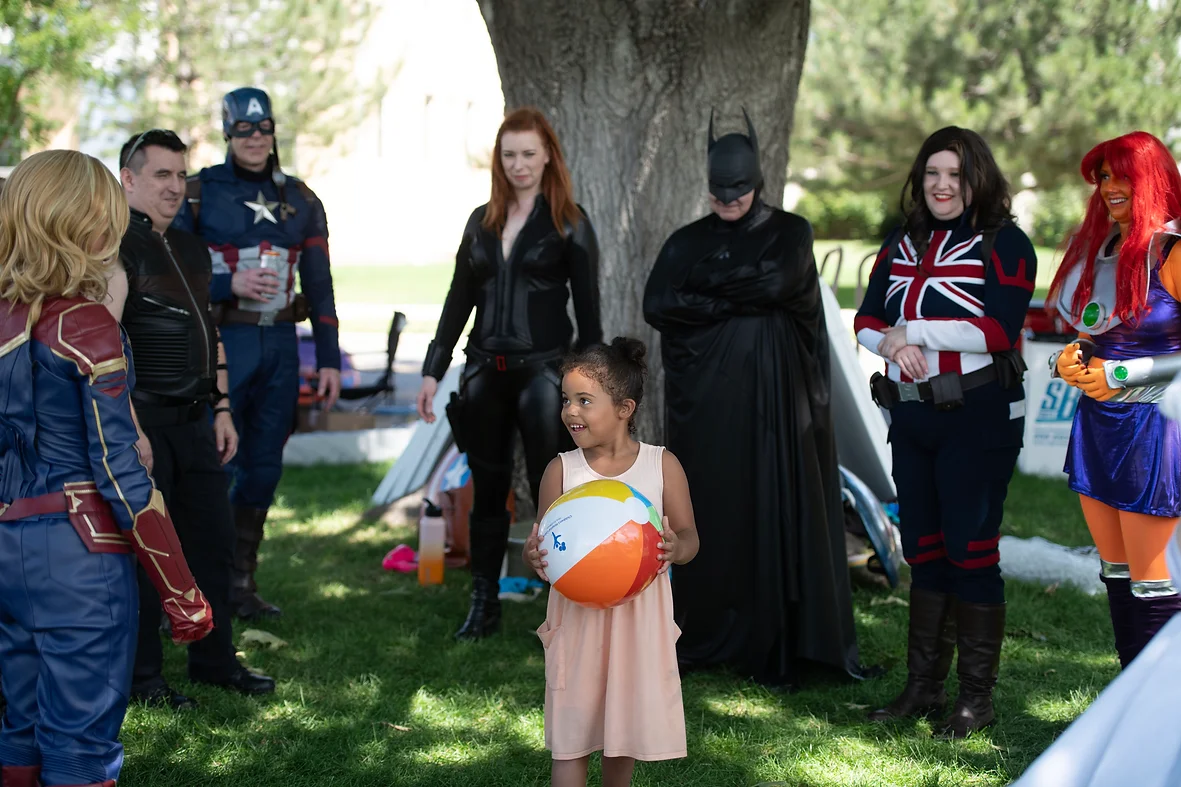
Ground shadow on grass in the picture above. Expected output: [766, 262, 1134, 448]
[119, 463, 1119, 787]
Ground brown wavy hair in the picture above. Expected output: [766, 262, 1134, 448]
[0, 150, 128, 315]
[898, 126, 1013, 261]
[483, 107, 581, 234]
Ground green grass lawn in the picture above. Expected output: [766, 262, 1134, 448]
[330, 239, 1065, 318]
[120, 464, 1111, 787]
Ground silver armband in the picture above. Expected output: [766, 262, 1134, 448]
[1102, 353, 1181, 389]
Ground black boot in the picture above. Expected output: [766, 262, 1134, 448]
[868, 588, 957, 721]
[455, 513, 510, 640]
[1101, 573, 1139, 669]
[231, 506, 282, 621]
[1132, 588, 1181, 658]
[192, 663, 277, 696]
[936, 601, 1006, 738]
[455, 575, 502, 640]
[130, 677, 198, 710]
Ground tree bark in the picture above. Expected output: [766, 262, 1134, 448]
[479, 0, 811, 442]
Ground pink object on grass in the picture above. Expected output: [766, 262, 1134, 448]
[382, 544, 418, 573]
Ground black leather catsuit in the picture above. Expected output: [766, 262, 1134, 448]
[423, 196, 602, 611]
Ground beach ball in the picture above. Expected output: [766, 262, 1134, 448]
[537, 479, 664, 609]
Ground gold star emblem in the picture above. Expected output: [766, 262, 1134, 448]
[245, 190, 279, 224]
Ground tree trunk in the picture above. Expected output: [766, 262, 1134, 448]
[479, 0, 811, 442]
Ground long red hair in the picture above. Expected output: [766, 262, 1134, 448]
[482, 107, 581, 235]
[1048, 131, 1181, 322]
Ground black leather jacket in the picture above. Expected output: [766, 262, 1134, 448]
[422, 196, 602, 379]
[119, 210, 217, 402]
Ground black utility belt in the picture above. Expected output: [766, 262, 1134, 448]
[132, 393, 208, 428]
[870, 366, 999, 412]
[466, 346, 563, 372]
[870, 349, 1027, 412]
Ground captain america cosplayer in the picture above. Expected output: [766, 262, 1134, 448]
[173, 87, 342, 621]
[0, 150, 213, 787]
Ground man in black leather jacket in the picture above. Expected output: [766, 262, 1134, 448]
[116, 129, 274, 707]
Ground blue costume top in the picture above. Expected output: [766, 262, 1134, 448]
[1063, 230, 1181, 516]
[0, 296, 211, 785]
[0, 298, 149, 517]
[172, 155, 341, 370]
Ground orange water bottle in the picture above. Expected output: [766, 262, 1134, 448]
[418, 500, 446, 586]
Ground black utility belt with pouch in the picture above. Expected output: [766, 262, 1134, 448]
[445, 346, 565, 453]
[870, 349, 1027, 412]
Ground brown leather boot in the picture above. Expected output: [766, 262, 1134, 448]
[936, 601, 1006, 738]
[868, 588, 957, 721]
[230, 505, 282, 621]
[1, 765, 40, 787]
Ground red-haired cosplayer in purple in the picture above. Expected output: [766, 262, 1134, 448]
[1048, 131, 1181, 670]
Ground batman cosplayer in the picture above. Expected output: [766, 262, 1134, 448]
[642, 110, 863, 687]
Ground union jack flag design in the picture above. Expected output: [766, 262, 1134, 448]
[854, 224, 1036, 383]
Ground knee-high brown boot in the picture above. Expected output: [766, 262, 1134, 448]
[230, 505, 282, 621]
[868, 588, 957, 721]
[936, 601, 1006, 738]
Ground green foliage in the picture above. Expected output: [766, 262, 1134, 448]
[110, 0, 387, 174]
[795, 189, 888, 240]
[0, 0, 131, 163]
[1029, 185, 1088, 249]
[794, 0, 1181, 192]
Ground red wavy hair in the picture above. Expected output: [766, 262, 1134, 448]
[482, 107, 581, 235]
[1048, 131, 1181, 322]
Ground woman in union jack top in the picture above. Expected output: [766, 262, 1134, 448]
[854, 126, 1037, 738]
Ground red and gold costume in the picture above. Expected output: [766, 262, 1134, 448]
[0, 297, 212, 787]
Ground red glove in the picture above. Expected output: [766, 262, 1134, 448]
[129, 490, 214, 643]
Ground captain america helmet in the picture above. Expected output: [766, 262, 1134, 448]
[222, 87, 275, 138]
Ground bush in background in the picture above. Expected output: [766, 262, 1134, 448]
[795, 189, 888, 240]
[1029, 185, 1087, 248]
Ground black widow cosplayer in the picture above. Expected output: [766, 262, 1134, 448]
[416, 107, 602, 640]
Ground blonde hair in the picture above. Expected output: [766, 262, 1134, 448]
[0, 150, 128, 314]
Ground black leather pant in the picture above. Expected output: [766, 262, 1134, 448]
[456, 357, 572, 580]
[132, 406, 238, 686]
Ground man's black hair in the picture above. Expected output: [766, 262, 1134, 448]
[120, 129, 188, 173]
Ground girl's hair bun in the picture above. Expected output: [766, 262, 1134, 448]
[609, 336, 647, 368]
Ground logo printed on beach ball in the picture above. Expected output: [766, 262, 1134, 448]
[538, 479, 664, 609]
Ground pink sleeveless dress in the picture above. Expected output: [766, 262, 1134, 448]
[537, 443, 687, 761]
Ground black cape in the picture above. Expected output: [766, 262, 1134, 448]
[643, 201, 861, 686]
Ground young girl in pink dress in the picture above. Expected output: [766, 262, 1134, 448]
[523, 336, 700, 787]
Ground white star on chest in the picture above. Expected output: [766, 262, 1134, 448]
[244, 190, 279, 224]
